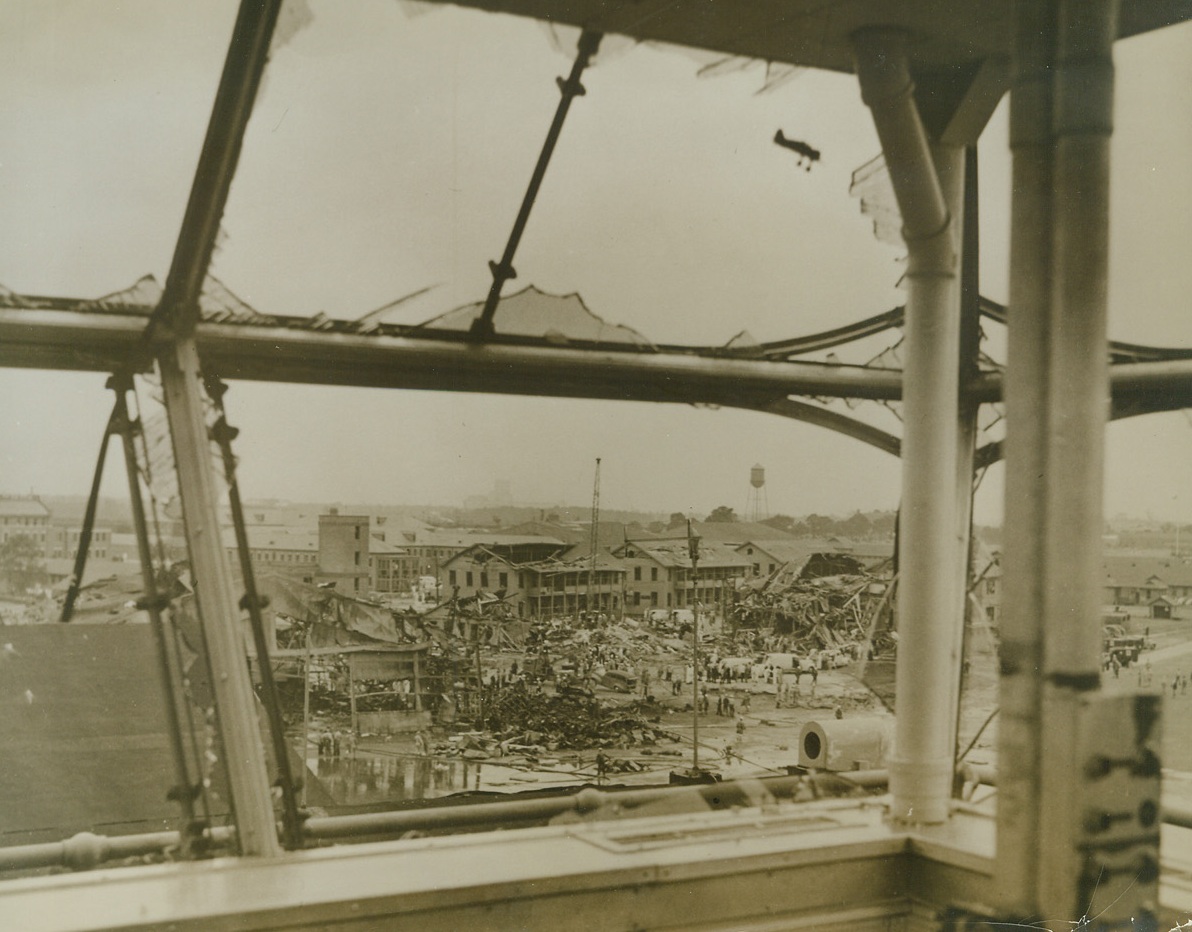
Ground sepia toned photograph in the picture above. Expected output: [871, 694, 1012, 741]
[1, 1, 1191, 929]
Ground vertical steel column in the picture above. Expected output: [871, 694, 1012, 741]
[854, 30, 963, 824]
[998, 0, 1119, 917]
[997, 0, 1058, 910]
[950, 148, 981, 764]
[943, 145, 976, 761]
[149, 0, 283, 857]
[159, 345, 280, 856]
[1038, 0, 1118, 915]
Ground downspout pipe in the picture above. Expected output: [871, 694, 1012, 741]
[854, 29, 962, 824]
[853, 30, 951, 246]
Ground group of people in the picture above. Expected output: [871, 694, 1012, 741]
[775, 674, 818, 707]
[316, 729, 355, 758]
[693, 685, 752, 719]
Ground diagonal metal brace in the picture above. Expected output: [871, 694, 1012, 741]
[470, 29, 602, 340]
[59, 403, 118, 623]
[205, 375, 306, 851]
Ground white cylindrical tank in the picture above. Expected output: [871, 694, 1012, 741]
[798, 717, 894, 771]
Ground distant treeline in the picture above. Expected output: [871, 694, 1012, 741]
[756, 510, 896, 539]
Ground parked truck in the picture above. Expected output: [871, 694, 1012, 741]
[1101, 621, 1151, 668]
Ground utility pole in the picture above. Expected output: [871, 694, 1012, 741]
[588, 458, 601, 617]
[689, 521, 701, 773]
[669, 519, 719, 784]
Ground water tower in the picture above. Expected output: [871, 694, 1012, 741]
[746, 464, 769, 522]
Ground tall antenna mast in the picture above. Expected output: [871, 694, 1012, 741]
[587, 457, 601, 616]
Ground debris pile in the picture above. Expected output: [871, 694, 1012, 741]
[476, 685, 670, 751]
[731, 556, 891, 652]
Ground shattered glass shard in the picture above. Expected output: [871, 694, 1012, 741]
[419, 285, 655, 347]
[849, 154, 903, 248]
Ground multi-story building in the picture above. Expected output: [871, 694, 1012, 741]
[974, 554, 1002, 625]
[397, 529, 501, 579]
[441, 538, 566, 613]
[0, 496, 50, 553]
[222, 526, 319, 584]
[316, 512, 371, 595]
[613, 537, 752, 617]
[521, 550, 626, 617]
[370, 536, 423, 596]
[46, 524, 112, 561]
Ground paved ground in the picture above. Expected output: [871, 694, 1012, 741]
[316, 669, 889, 805]
[316, 618, 1192, 808]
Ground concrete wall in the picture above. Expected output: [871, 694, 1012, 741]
[318, 513, 370, 595]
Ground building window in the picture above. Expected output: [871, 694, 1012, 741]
[769, 563, 775, 573]
[354, 552, 360, 565]
[480, 572, 489, 588]
[449, 570, 457, 586]
[986, 579, 997, 595]
[753, 563, 760, 575]
[466, 571, 473, 587]
[650, 592, 658, 606]
[634, 566, 642, 581]
[354, 526, 360, 540]
[499, 572, 508, 589]
[633, 592, 641, 607]
[651, 567, 658, 582]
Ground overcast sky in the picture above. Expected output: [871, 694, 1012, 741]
[0, 2, 1190, 525]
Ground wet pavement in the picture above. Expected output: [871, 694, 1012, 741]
[300, 668, 889, 808]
